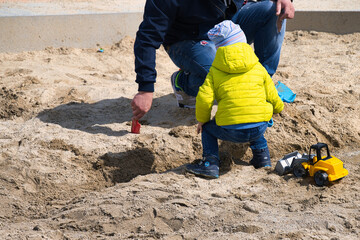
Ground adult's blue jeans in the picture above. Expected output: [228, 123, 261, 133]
[201, 120, 268, 160]
[166, 0, 286, 97]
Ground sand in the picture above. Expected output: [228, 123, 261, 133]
[1, 1, 360, 239]
[1, 0, 359, 16]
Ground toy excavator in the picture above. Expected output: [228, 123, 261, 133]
[293, 143, 349, 186]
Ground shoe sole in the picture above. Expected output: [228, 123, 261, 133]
[250, 160, 272, 169]
[178, 103, 196, 109]
[185, 168, 219, 179]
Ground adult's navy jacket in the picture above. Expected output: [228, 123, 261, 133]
[134, 0, 245, 92]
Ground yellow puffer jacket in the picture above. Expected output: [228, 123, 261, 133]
[196, 42, 284, 126]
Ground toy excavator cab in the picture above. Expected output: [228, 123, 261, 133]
[293, 142, 349, 186]
[309, 142, 332, 164]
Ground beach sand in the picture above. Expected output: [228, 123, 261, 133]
[0, 1, 360, 239]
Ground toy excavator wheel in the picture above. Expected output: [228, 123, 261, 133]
[314, 171, 329, 186]
[293, 163, 308, 178]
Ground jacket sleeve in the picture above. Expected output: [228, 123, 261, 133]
[196, 69, 215, 123]
[134, 0, 178, 92]
[264, 73, 284, 114]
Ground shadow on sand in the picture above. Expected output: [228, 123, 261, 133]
[37, 94, 196, 136]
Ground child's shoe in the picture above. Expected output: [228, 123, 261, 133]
[171, 71, 196, 108]
[250, 148, 271, 169]
[185, 156, 219, 179]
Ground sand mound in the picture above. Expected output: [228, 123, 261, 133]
[0, 31, 359, 239]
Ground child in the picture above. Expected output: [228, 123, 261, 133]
[185, 20, 284, 179]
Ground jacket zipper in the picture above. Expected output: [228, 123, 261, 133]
[211, 0, 238, 20]
[210, 0, 226, 19]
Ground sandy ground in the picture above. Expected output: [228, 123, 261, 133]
[1, 1, 360, 240]
[1, 0, 360, 16]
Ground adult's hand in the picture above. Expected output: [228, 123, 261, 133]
[131, 91, 153, 120]
[276, 0, 295, 32]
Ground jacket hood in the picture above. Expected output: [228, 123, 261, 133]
[212, 42, 259, 74]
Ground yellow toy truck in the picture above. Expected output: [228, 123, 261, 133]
[293, 143, 348, 186]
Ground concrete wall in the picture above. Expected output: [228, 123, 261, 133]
[286, 11, 360, 34]
[1, 10, 359, 53]
[0, 12, 143, 53]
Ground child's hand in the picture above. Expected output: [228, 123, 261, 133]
[197, 122, 204, 134]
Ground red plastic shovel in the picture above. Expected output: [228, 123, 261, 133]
[131, 119, 141, 134]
